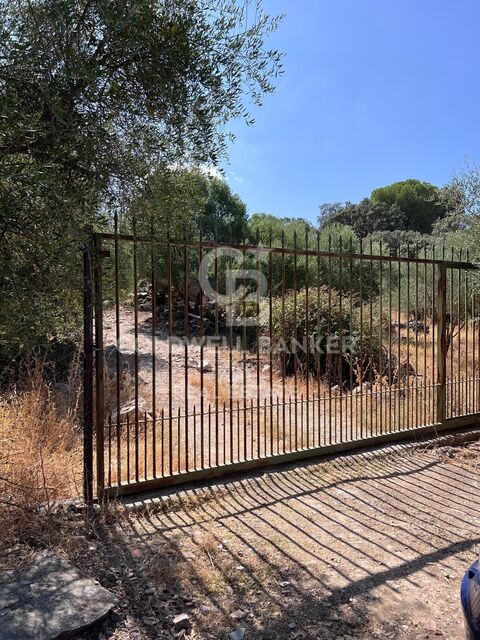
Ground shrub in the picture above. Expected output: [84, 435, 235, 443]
[261, 287, 388, 387]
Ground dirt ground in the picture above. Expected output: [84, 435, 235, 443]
[5, 438, 479, 640]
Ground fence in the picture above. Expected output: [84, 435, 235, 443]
[83, 230, 480, 499]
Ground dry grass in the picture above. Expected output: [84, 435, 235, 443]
[0, 362, 82, 543]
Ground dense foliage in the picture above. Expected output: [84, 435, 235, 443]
[262, 288, 387, 386]
[0, 0, 282, 366]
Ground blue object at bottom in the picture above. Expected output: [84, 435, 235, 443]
[461, 560, 480, 639]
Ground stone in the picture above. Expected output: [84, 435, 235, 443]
[172, 613, 191, 630]
[195, 359, 212, 373]
[104, 344, 136, 375]
[0, 552, 117, 640]
[229, 628, 245, 640]
[111, 397, 151, 424]
[230, 610, 247, 620]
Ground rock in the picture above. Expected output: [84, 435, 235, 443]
[230, 610, 247, 620]
[195, 359, 212, 373]
[172, 613, 191, 630]
[420, 619, 437, 634]
[229, 628, 245, 640]
[111, 397, 151, 424]
[0, 552, 117, 640]
[104, 344, 136, 375]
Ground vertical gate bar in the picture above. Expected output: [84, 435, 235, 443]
[338, 237, 344, 442]
[167, 235, 173, 474]
[263, 398, 267, 455]
[457, 251, 462, 415]
[305, 228, 310, 449]
[228, 228, 234, 463]
[184, 242, 189, 471]
[113, 218, 121, 485]
[223, 403, 226, 464]
[151, 229, 157, 478]
[396, 246, 401, 430]
[268, 230, 274, 456]
[388, 248, 393, 432]
[369, 239, 375, 434]
[423, 246, 428, 425]
[179, 406, 182, 471]
[472, 281, 475, 413]
[214, 240, 219, 466]
[193, 405, 197, 467]
[126, 414, 130, 482]
[237, 399, 241, 460]
[449, 247, 457, 417]
[436, 262, 447, 425]
[208, 405, 212, 466]
[477, 288, 480, 413]
[415, 245, 419, 428]
[379, 243, 384, 434]
[449, 248, 454, 418]
[431, 247, 436, 423]
[327, 234, 333, 444]
[348, 238, 353, 441]
[359, 239, 364, 438]
[107, 414, 112, 486]
[293, 231, 298, 450]
[406, 243, 411, 430]
[242, 238, 248, 461]
[256, 229, 261, 458]
[199, 231, 205, 469]
[133, 221, 139, 482]
[465, 252, 469, 413]
[144, 412, 147, 478]
[83, 238, 94, 504]
[93, 233, 105, 498]
[161, 408, 165, 476]
[316, 231, 321, 447]
[198, 226, 205, 469]
[281, 231, 286, 452]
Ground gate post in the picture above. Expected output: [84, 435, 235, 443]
[436, 263, 447, 425]
[93, 233, 105, 499]
[83, 235, 94, 504]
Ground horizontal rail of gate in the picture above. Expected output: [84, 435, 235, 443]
[83, 230, 480, 500]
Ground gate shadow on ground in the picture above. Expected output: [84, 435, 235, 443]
[86, 450, 480, 639]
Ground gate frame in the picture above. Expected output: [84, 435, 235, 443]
[83, 231, 480, 502]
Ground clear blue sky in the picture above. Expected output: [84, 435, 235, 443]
[223, 0, 480, 223]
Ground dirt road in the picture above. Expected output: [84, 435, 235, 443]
[62, 439, 480, 639]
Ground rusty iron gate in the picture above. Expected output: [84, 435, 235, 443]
[83, 230, 480, 500]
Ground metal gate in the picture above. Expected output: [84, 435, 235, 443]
[83, 230, 480, 500]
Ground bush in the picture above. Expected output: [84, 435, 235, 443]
[261, 287, 388, 387]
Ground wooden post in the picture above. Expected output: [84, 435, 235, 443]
[93, 233, 105, 499]
[436, 263, 447, 424]
[83, 237, 94, 504]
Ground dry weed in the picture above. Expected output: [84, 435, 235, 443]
[0, 362, 82, 544]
